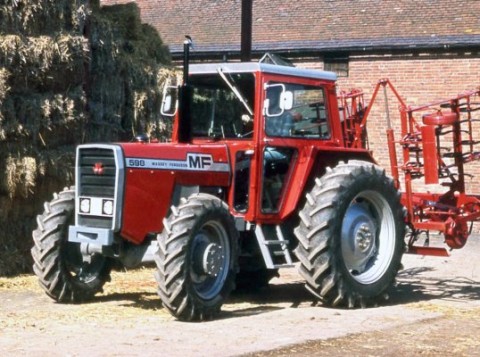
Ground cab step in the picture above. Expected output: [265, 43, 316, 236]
[255, 224, 294, 269]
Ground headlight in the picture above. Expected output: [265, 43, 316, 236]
[102, 199, 114, 216]
[80, 198, 91, 213]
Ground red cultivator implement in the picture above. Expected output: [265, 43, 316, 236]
[341, 80, 480, 257]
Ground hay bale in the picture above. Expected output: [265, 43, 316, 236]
[0, 1, 171, 276]
[0, 68, 9, 136]
[4, 155, 37, 198]
[0, 144, 76, 276]
[0, 34, 86, 92]
[0, 0, 91, 35]
[85, 3, 171, 142]
[0, 86, 85, 144]
[0, 67, 10, 102]
[36, 148, 75, 182]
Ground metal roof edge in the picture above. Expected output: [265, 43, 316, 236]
[168, 34, 480, 54]
[189, 62, 337, 81]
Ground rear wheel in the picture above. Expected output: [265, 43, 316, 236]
[155, 193, 238, 321]
[294, 160, 405, 307]
[31, 187, 112, 302]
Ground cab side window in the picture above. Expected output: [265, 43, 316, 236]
[264, 83, 330, 139]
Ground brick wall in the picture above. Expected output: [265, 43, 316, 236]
[342, 54, 480, 195]
[300, 53, 480, 194]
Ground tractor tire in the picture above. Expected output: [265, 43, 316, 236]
[294, 160, 405, 308]
[31, 187, 112, 302]
[154, 193, 239, 321]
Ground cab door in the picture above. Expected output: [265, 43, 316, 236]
[254, 74, 334, 223]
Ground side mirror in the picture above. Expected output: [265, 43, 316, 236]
[161, 85, 178, 116]
[280, 91, 293, 111]
[263, 83, 293, 117]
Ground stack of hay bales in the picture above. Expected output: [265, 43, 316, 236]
[0, 0, 171, 275]
[87, 2, 172, 142]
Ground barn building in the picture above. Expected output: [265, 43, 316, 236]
[100, 0, 480, 191]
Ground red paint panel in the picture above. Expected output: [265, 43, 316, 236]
[121, 169, 175, 243]
[421, 125, 439, 184]
[119, 142, 231, 243]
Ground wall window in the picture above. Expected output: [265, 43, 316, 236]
[324, 55, 349, 77]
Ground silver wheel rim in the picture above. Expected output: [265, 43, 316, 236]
[190, 220, 230, 300]
[341, 190, 396, 285]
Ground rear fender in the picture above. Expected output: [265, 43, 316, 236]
[281, 148, 375, 220]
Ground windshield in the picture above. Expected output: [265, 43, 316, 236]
[190, 72, 255, 139]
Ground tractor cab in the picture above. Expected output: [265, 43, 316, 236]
[162, 62, 349, 225]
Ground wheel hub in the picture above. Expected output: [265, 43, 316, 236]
[189, 219, 231, 300]
[202, 243, 224, 277]
[191, 230, 227, 281]
[341, 203, 377, 274]
[355, 223, 374, 252]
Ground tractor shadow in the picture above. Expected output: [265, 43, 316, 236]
[387, 266, 480, 306]
[223, 280, 318, 318]
[95, 292, 163, 311]
[223, 265, 480, 318]
[90, 264, 480, 319]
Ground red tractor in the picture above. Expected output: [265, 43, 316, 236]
[31, 41, 480, 321]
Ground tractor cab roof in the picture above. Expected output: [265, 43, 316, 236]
[189, 62, 337, 82]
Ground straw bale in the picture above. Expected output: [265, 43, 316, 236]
[0, 0, 91, 35]
[3, 155, 36, 198]
[0, 34, 86, 92]
[0, 68, 9, 132]
[0, 143, 75, 276]
[0, 86, 85, 144]
[34, 148, 75, 190]
[0, 199, 33, 275]
[84, 4, 171, 142]
[0, 1, 171, 276]
[0, 142, 74, 198]
[0, 67, 10, 102]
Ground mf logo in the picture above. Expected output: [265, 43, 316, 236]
[92, 162, 104, 175]
[187, 153, 213, 170]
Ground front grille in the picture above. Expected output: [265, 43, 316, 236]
[76, 146, 122, 230]
[78, 148, 116, 197]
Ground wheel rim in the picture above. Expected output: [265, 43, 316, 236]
[190, 220, 230, 300]
[341, 190, 396, 285]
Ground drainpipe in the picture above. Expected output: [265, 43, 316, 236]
[240, 0, 253, 62]
[178, 37, 193, 143]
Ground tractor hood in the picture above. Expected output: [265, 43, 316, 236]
[121, 142, 231, 175]
[119, 142, 231, 243]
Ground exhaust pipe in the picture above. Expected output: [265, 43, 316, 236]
[240, 0, 253, 62]
[178, 36, 193, 143]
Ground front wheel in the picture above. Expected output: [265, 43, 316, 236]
[154, 193, 238, 321]
[31, 187, 112, 302]
[294, 160, 405, 307]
